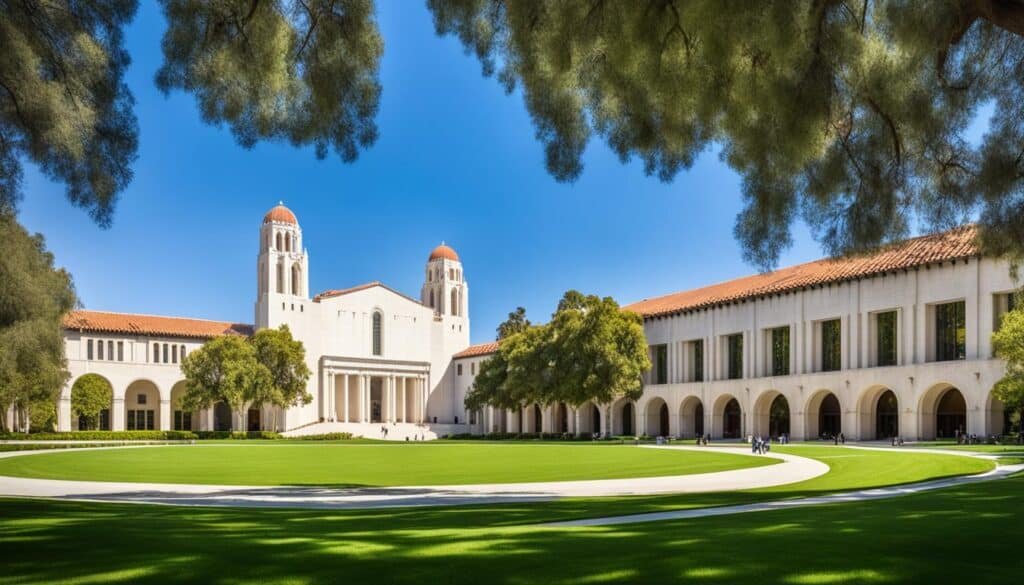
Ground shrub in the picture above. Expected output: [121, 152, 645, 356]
[0, 431, 198, 441]
[292, 432, 355, 441]
[193, 431, 281, 440]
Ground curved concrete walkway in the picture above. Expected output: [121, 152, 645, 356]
[546, 446, 1023, 527]
[0, 444, 826, 509]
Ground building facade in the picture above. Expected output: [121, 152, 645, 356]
[455, 226, 1018, 441]
[54, 204, 472, 435]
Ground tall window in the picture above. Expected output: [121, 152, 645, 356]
[107, 341, 114, 361]
[152, 342, 160, 363]
[275, 232, 282, 250]
[87, 339, 94, 360]
[171, 344, 178, 364]
[876, 311, 898, 366]
[994, 292, 1017, 331]
[97, 339, 104, 360]
[653, 344, 668, 384]
[692, 340, 704, 382]
[180, 345, 186, 360]
[163, 343, 169, 363]
[770, 326, 790, 376]
[727, 334, 743, 380]
[821, 319, 842, 372]
[451, 289, 459, 316]
[276, 261, 284, 293]
[372, 311, 383, 356]
[935, 301, 966, 361]
[117, 341, 124, 362]
[291, 263, 301, 296]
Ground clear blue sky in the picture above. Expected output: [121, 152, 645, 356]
[14, 2, 983, 344]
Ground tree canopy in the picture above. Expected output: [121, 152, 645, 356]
[993, 302, 1024, 434]
[428, 0, 1024, 268]
[465, 291, 650, 413]
[180, 325, 311, 430]
[496, 306, 531, 340]
[70, 374, 113, 431]
[0, 215, 77, 432]
[156, 0, 382, 163]
[0, 0, 139, 225]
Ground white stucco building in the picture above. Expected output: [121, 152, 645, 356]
[454, 225, 1018, 442]
[55, 204, 473, 437]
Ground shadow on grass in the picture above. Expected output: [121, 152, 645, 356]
[2, 473, 1024, 584]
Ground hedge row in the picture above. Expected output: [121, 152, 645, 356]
[442, 432, 607, 441]
[291, 432, 355, 441]
[0, 430, 282, 441]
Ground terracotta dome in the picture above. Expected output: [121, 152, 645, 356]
[263, 202, 297, 225]
[429, 242, 459, 262]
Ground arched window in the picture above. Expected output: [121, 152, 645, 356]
[451, 289, 459, 316]
[291, 263, 301, 296]
[372, 311, 383, 356]
[275, 233, 282, 250]
[429, 289, 435, 308]
[276, 261, 284, 293]
[285, 233, 292, 252]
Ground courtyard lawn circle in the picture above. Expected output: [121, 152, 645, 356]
[0, 443, 777, 487]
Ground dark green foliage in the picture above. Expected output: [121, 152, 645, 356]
[428, 0, 1024, 268]
[156, 0, 383, 163]
[466, 291, 650, 412]
[0, 0, 139, 223]
[0, 215, 76, 432]
[70, 374, 112, 431]
[0, 430, 198, 441]
[496, 306, 530, 339]
[290, 432, 355, 440]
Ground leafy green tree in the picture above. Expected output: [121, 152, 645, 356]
[465, 291, 650, 417]
[251, 325, 312, 430]
[496, 306, 531, 340]
[0, 215, 76, 433]
[156, 0, 383, 163]
[69, 374, 112, 431]
[0, 1, 139, 224]
[180, 335, 273, 431]
[994, 306, 1024, 439]
[428, 0, 1024, 268]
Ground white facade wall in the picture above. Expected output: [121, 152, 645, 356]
[458, 255, 1020, 441]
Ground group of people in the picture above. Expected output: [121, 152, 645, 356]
[751, 436, 771, 454]
[694, 434, 711, 446]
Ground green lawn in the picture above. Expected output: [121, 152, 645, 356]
[0, 443, 777, 486]
[0, 447, 1012, 584]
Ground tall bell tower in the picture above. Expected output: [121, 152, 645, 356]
[255, 202, 309, 329]
[421, 242, 468, 319]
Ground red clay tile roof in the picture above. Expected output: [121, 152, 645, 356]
[263, 203, 297, 225]
[453, 341, 500, 359]
[625, 225, 980, 319]
[63, 310, 253, 339]
[313, 281, 422, 305]
[429, 243, 459, 262]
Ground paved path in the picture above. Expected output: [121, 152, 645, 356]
[0, 444, 826, 509]
[545, 447, 1023, 527]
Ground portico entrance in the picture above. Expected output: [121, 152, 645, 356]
[321, 359, 430, 425]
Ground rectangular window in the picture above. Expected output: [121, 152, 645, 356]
[821, 319, 842, 372]
[692, 340, 704, 382]
[654, 344, 668, 384]
[87, 339, 94, 360]
[471, 362, 476, 375]
[107, 341, 114, 361]
[137, 393, 147, 405]
[174, 411, 192, 431]
[770, 326, 790, 376]
[97, 339, 104, 360]
[727, 334, 743, 380]
[172, 344, 178, 364]
[117, 341, 124, 362]
[457, 364, 463, 376]
[127, 410, 135, 431]
[935, 300, 966, 361]
[153, 343, 160, 363]
[876, 311, 898, 367]
[163, 343, 169, 363]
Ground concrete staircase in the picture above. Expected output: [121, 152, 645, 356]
[283, 422, 439, 441]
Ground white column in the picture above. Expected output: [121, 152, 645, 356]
[420, 376, 427, 423]
[159, 399, 171, 431]
[326, 371, 334, 422]
[398, 377, 406, 423]
[388, 375, 396, 423]
[112, 397, 125, 431]
[343, 374, 350, 423]
[57, 396, 72, 432]
[359, 375, 367, 423]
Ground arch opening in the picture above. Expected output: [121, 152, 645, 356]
[71, 374, 113, 431]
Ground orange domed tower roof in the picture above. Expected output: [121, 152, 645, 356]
[429, 242, 459, 262]
[263, 202, 297, 225]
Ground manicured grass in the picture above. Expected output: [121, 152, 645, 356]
[0, 443, 776, 486]
[0, 451, 1014, 584]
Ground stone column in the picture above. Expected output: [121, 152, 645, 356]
[57, 396, 72, 432]
[573, 408, 581, 436]
[358, 374, 367, 423]
[342, 374, 350, 423]
[159, 399, 172, 431]
[388, 375, 396, 423]
[420, 376, 428, 423]
[112, 397, 125, 431]
[398, 377, 406, 423]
